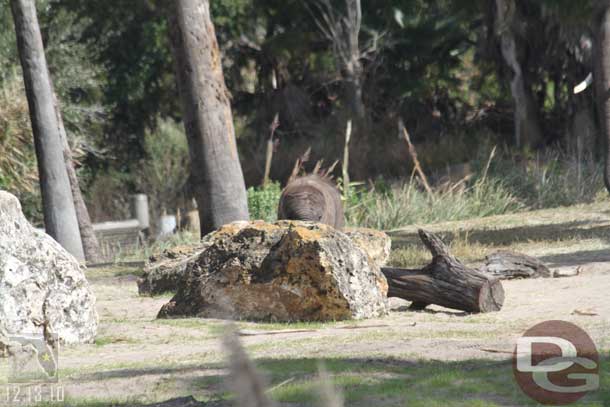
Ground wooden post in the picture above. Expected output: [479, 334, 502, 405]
[131, 194, 150, 230]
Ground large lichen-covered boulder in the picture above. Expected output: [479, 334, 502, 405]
[343, 227, 392, 266]
[0, 191, 97, 354]
[138, 244, 209, 296]
[158, 221, 388, 321]
[139, 225, 391, 296]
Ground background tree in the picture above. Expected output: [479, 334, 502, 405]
[493, 0, 542, 149]
[10, 0, 84, 259]
[167, 0, 250, 235]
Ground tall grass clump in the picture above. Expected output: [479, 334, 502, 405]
[346, 177, 524, 230]
[347, 146, 607, 231]
[485, 149, 605, 208]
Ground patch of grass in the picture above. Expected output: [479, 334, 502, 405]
[237, 320, 353, 332]
[117, 231, 201, 263]
[346, 173, 524, 231]
[259, 356, 610, 406]
[346, 148, 607, 231]
[94, 336, 137, 347]
[389, 231, 491, 268]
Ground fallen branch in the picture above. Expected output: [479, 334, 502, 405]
[399, 120, 433, 198]
[382, 230, 505, 313]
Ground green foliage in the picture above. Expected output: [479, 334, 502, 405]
[346, 177, 524, 230]
[136, 118, 190, 226]
[0, 75, 42, 224]
[247, 182, 282, 222]
[346, 148, 606, 230]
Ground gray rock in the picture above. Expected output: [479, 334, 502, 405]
[0, 191, 97, 354]
[158, 221, 388, 321]
[343, 227, 392, 266]
[138, 244, 208, 296]
[139, 223, 392, 296]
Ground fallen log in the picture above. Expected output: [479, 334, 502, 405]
[382, 230, 505, 313]
[479, 250, 551, 279]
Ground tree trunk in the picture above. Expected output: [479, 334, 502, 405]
[342, 0, 369, 179]
[381, 230, 505, 313]
[594, 4, 610, 194]
[10, 0, 84, 260]
[495, 0, 543, 149]
[52, 91, 102, 263]
[344, 0, 365, 122]
[167, 0, 250, 236]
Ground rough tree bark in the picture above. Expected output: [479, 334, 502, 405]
[594, 3, 610, 194]
[52, 91, 102, 263]
[495, 0, 543, 149]
[10, 0, 84, 260]
[167, 0, 249, 236]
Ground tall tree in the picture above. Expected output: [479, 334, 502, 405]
[167, 0, 249, 235]
[309, 0, 368, 178]
[494, 0, 543, 149]
[52, 90, 102, 263]
[10, 0, 84, 260]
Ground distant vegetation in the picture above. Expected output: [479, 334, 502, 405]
[0, 0, 606, 229]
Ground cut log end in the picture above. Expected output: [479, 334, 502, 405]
[478, 279, 505, 313]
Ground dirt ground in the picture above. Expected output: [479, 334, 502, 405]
[2, 204, 610, 406]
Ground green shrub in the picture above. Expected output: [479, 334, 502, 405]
[0, 75, 42, 225]
[248, 182, 282, 222]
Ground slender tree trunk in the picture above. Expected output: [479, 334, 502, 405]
[11, 0, 84, 260]
[594, 4, 610, 194]
[495, 0, 543, 149]
[52, 91, 102, 263]
[342, 0, 369, 179]
[344, 0, 365, 121]
[167, 0, 249, 236]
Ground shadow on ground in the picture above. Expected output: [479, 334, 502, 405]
[390, 220, 610, 248]
[52, 356, 609, 407]
[541, 249, 610, 268]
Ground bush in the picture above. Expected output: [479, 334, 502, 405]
[248, 182, 282, 222]
[0, 75, 42, 225]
